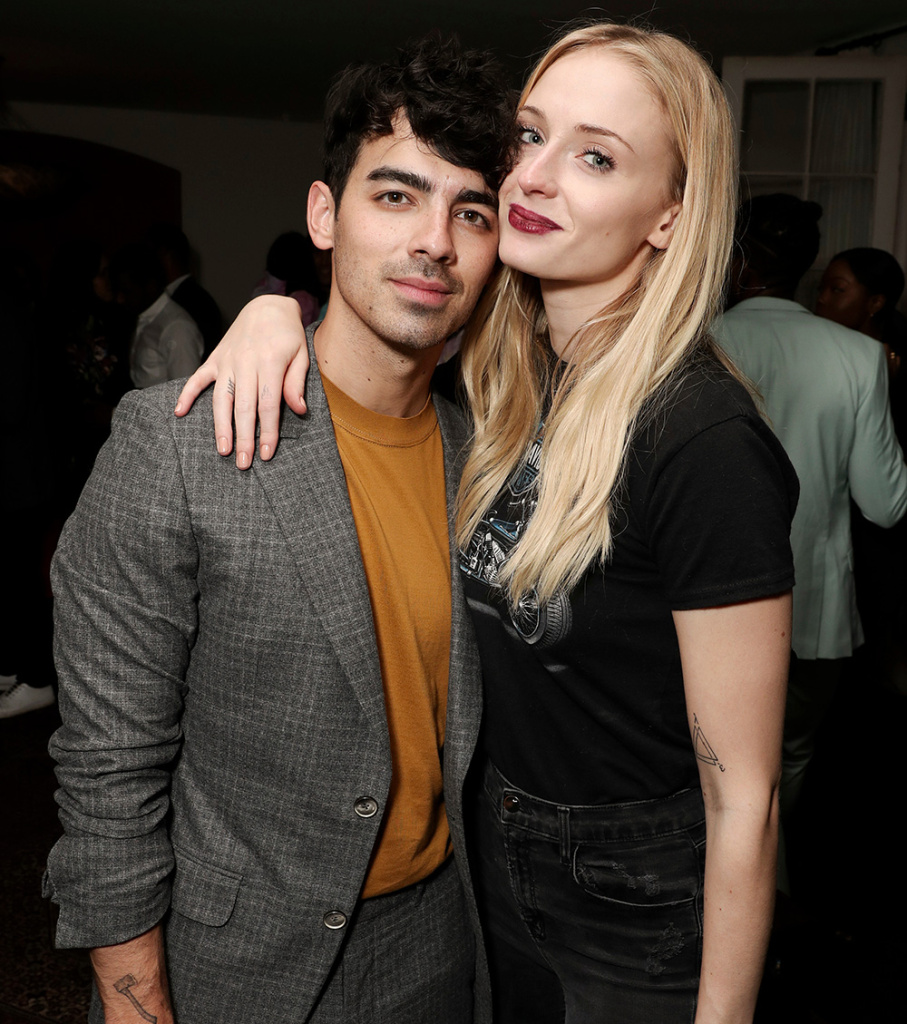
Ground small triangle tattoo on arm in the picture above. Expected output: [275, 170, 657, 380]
[693, 713, 725, 772]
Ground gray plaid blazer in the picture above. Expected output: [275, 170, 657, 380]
[45, 332, 487, 1023]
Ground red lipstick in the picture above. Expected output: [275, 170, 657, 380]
[508, 203, 562, 234]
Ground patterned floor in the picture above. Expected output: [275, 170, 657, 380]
[1, 705, 91, 1024]
[2, 658, 904, 1023]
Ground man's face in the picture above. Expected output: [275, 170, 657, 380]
[115, 273, 157, 316]
[310, 118, 499, 353]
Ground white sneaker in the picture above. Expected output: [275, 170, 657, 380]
[0, 680, 56, 718]
[0, 673, 17, 693]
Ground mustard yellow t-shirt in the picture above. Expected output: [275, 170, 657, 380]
[321, 373, 452, 897]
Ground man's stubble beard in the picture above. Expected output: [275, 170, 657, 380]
[333, 249, 467, 353]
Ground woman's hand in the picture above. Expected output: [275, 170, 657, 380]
[174, 295, 310, 469]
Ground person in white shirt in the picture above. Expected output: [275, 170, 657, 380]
[110, 243, 204, 388]
[715, 194, 907, 891]
[147, 223, 223, 359]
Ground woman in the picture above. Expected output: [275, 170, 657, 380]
[176, 23, 796, 1023]
[815, 246, 906, 379]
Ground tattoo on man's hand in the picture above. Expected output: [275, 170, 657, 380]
[113, 975, 158, 1023]
[227, 377, 235, 397]
[692, 713, 725, 772]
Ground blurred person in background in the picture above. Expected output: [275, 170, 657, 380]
[716, 195, 907, 894]
[147, 223, 223, 360]
[252, 230, 325, 327]
[111, 242, 204, 389]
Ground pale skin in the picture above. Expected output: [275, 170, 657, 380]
[175, 49, 787, 1024]
[674, 596, 789, 1023]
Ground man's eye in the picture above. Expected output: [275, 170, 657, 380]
[457, 210, 489, 228]
[382, 191, 407, 204]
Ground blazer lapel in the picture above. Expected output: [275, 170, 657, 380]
[435, 399, 483, 790]
[250, 332, 387, 730]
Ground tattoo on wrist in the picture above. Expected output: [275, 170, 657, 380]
[113, 975, 158, 1023]
[227, 377, 235, 397]
[693, 713, 725, 772]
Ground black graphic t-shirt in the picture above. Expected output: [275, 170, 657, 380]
[460, 357, 799, 804]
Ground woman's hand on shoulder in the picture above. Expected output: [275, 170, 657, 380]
[174, 295, 310, 469]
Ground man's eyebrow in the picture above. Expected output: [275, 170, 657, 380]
[365, 167, 497, 209]
[457, 188, 498, 209]
[365, 167, 433, 192]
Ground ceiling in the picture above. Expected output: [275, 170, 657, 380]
[3, 1, 907, 122]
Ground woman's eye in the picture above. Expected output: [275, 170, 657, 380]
[519, 126, 543, 145]
[582, 149, 614, 171]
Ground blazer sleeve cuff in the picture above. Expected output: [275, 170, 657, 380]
[43, 831, 174, 949]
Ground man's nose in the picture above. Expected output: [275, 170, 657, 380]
[410, 207, 455, 263]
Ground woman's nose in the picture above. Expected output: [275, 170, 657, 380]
[515, 148, 557, 197]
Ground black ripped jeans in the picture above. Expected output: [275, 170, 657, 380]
[471, 759, 706, 1024]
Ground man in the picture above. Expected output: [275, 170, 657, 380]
[146, 223, 224, 359]
[715, 194, 907, 889]
[45, 37, 514, 1024]
[110, 242, 204, 388]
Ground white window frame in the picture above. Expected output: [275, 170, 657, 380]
[722, 55, 907, 262]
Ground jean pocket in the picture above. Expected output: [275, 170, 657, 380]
[572, 827, 704, 909]
[568, 829, 705, 978]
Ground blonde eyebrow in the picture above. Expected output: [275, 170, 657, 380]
[519, 105, 635, 154]
[576, 123, 635, 154]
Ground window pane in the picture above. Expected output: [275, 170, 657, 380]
[808, 177, 875, 259]
[740, 174, 806, 201]
[740, 81, 810, 173]
[811, 80, 880, 174]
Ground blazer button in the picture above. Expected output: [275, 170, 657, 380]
[323, 910, 347, 930]
[354, 796, 379, 818]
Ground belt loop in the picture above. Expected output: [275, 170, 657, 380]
[558, 806, 571, 866]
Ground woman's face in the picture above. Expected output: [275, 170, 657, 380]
[497, 47, 681, 307]
[815, 259, 880, 333]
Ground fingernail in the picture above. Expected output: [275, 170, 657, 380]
[218, 437, 230, 455]
[238, 452, 249, 469]
[174, 401, 183, 414]
[261, 443, 271, 460]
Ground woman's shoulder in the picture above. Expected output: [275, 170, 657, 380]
[628, 348, 798, 516]
[638, 348, 760, 450]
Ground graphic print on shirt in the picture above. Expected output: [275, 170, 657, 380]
[460, 427, 572, 648]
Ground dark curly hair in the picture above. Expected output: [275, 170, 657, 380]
[323, 34, 517, 205]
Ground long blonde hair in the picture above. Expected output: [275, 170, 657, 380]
[456, 22, 739, 608]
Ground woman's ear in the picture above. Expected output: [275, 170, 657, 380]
[648, 202, 683, 251]
[868, 292, 886, 319]
[307, 181, 336, 250]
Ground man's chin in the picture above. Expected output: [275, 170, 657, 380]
[382, 310, 464, 352]
[383, 330, 450, 355]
